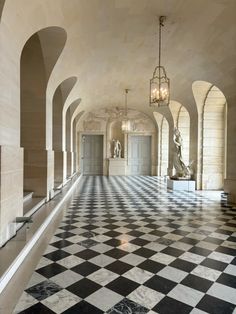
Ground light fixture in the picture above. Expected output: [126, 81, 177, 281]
[121, 88, 132, 133]
[150, 16, 170, 107]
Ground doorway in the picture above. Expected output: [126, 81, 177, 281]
[82, 135, 103, 175]
[128, 135, 151, 175]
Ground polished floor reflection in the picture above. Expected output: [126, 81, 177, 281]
[14, 176, 236, 313]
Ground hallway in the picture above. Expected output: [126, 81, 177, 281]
[14, 176, 236, 314]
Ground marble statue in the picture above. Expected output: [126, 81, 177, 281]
[113, 139, 121, 158]
[172, 127, 192, 179]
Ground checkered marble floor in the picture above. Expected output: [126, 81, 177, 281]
[14, 176, 236, 314]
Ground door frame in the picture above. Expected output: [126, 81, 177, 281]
[127, 134, 153, 176]
[79, 132, 106, 175]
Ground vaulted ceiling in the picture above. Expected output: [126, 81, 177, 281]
[1, 0, 236, 119]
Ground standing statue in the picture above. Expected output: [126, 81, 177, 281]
[112, 139, 121, 158]
[172, 127, 191, 179]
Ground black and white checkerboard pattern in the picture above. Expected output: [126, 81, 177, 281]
[14, 176, 236, 314]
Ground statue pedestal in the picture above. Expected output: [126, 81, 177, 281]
[109, 158, 126, 175]
[167, 178, 195, 191]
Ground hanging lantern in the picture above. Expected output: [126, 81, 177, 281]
[150, 16, 170, 107]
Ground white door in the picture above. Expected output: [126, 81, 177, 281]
[82, 135, 103, 175]
[128, 136, 151, 175]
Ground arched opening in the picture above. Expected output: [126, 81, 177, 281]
[65, 100, 80, 180]
[20, 27, 66, 204]
[0, 0, 6, 21]
[177, 106, 190, 166]
[154, 112, 169, 176]
[192, 81, 227, 190]
[52, 77, 77, 188]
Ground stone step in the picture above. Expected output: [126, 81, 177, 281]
[23, 197, 46, 217]
[23, 191, 34, 203]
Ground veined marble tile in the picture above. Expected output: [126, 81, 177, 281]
[118, 242, 140, 252]
[26, 272, 46, 289]
[157, 266, 188, 283]
[191, 265, 221, 281]
[85, 287, 123, 311]
[150, 252, 176, 265]
[41, 289, 81, 313]
[35, 257, 53, 270]
[120, 253, 146, 266]
[107, 297, 149, 314]
[89, 254, 115, 267]
[91, 243, 113, 253]
[179, 252, 205, 264]
[208, 251, 234, 263]
[56, 255, 84, 268]
[87, 268, 119, 286]
[170, 241, 193, 251]
[128, 285, 164, 309]
[13, 292, 38, 313]
[62, 244, 84, 254]
[168, 284, 204, 307]
[123, 267, 153, 284]
[224, 264, 236, 276]
[50, 270, 82, 288]
[207, 282, 236, 305]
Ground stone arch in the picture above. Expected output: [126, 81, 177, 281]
[153, 112, 169, 176]
[192, 80, 227, 190]
[20, 26, 67, 199]
[169, 101, 190, 167]
[0, 0, 6, 21]
[65, 99, 81, 179]
[53, 77, 77, 188]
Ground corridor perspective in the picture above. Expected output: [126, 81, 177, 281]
[0, 0, 236, 313]
[13, 176, 236, 313]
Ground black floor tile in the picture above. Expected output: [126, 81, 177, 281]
[153, 296, 193, 314]
[138, 260, 165, 273]
[18, 303, 55, 313]
[36, 263, 67, 278]
[196, 295, 235, 314]
[50, 239, 73, 249]
[144, 275, 177, 294]
[63, 300, 103, 314]
[106, 276, 139, 296]
[216, 273, 236, 289]
[71, 261, 100, 276]
[67, 278, 101, 298]
[189, 246, 211, 257]
[105, 248, 129, 259]
[25, 280, 62, 301]
[181, 274, 213, 292]
[105, 260, 133, 275]
[130, 238, 149, 246]
[169, 259, 196, 272]
[132, 247, 156, 258]
[105, 238, 123, 247]
[75, 249, 100, 260]
[107, 298, 149, 314]
[201, 258, 228, 272]
[161, 247, 184, 257]
[44, 250, 70, 261]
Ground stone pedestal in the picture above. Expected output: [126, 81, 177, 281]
[167, 178, 195, 191]
[109, 158, 126, 175]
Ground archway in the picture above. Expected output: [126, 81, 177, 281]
[154, 112, 169, 176]
[20, 27, 66, 202]
[52, 77, 77, 188]
[193, 81, 227, 190]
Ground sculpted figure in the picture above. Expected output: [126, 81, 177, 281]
[112, 139, 121, 158]
[172, 128, 191, 179]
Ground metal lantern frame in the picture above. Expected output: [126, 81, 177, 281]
[121, 88, 132, 133]
[150, 16, 170, 107]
